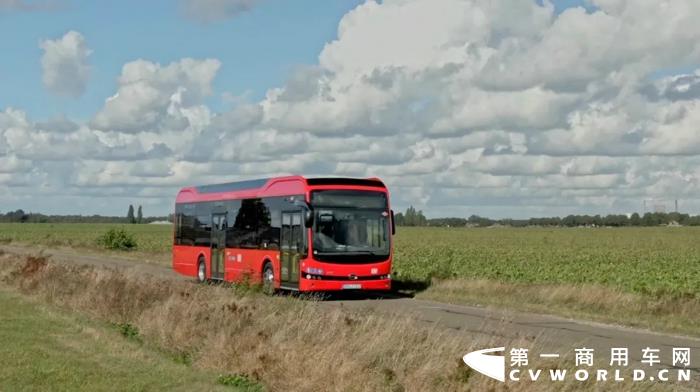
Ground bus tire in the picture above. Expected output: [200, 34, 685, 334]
[262, 262, 274, 295]
[197, 257, 206, 283]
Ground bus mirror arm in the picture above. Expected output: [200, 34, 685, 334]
[292, 200, 314, 228]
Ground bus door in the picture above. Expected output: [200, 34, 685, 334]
[210, 213, 227, 280]
[280, 211, 302, 288]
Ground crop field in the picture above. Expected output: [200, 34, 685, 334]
[2, 223, 699, 300]
[0, 223, 172, 254]
[394, 226, 700, 299]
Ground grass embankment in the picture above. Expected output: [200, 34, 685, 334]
[2, 223, 699, 335]
[1, 253, 674, 391]
[0, 288, 233, 391]
[0, 253, 488, 391]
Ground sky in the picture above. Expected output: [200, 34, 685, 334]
[2, 0, 700, 219]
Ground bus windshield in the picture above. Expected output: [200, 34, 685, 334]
[310, 190, 390, 261]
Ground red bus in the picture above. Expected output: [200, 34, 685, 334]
[172, 176, 394, 292]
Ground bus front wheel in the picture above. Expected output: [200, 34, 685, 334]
[262, 262, 274, 295]
[197, 257, 206, 283]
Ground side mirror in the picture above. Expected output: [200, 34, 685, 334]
[391, 210, 396, 235]
[291, 198, 314, 228]
[304, 208, 314, 228]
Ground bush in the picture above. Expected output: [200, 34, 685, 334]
[217, 374, 263, 391]
[113, 322, 141, 342]
[97, 228, 137, 250]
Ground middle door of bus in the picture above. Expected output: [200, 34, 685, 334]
[280, 211, 302, 288]
[210, 213, 227, 280]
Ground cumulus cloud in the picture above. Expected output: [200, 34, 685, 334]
[39, 31, 91, 98]
[91, 58, 220, 133]
[6, 0, 700, 217]
[180, 0, 262, 23]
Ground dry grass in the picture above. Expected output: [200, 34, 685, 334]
[0, 253, 677, 392]
[420, 279, 700, 337]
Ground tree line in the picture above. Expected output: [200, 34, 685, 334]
[0, 204, 170, 224]
[395, 206, 700, 227]
[5, 203, 700, 227]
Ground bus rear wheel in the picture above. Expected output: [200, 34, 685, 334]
[262, 263, 274, 295]
[197, 258, 206, 283]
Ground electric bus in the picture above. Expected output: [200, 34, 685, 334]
[172, 176, 394, 292]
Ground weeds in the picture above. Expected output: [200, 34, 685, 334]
[113, 322, 141, 342]
[96, 228, 137, 250]
[0, 254, 509, 391]
[217, 374, 264, 391]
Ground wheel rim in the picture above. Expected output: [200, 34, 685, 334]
[263, 267, 273, 290]
[198, 262, 205, 281]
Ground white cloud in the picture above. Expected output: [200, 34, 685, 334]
[39, 31, 91, 98]
[91, 58, 220, 133]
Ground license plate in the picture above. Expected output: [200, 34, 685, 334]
[342, 284, 362, 290]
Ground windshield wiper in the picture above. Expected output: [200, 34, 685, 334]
[316, 250, 381, 256]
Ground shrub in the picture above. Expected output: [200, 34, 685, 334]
[97, 228, 137, 250]
[113, 322, 141, 342]
[217, 374, 263, 391]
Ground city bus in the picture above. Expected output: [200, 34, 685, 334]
[172, 176, 394, 292]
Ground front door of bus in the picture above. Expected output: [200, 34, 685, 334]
[280, 211, 302, 288]
[210, 213, 227, 280]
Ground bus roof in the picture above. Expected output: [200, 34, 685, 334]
[176, 176, 386, 204]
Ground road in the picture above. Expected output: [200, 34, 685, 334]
[2, 243, 699, 380]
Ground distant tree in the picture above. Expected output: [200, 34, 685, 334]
[394, 212, 405, 226]
[6, 209, 28, 223]
[400, 206, 427, 226]
[630, 213, 641, 226]
[467, 215, 493, 227]
[137, 205, 143, 224]
[127, 205, 135, 224]
[428, 217, 467, 227]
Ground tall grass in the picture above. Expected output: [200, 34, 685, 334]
[0, 254, 488, 391]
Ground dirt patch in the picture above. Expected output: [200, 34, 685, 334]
[19, 255, 48, 276]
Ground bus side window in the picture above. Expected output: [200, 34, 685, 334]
[195, 202, 212, 247]
[233, 199, 258, 248]
[178, 203, 196, 246]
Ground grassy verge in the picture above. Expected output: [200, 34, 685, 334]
[0, 252, 673, 391]
[0, 288, 235, 391]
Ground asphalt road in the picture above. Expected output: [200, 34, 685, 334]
[2, 243, 699, 381]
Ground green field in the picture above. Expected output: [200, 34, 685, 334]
[394, 226, 700, 299]
[0, 223, 172, 254]
[2, 223, 699, 300]
[0, 288, 235, 391]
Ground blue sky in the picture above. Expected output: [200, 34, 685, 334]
[0, 0, 365, 120]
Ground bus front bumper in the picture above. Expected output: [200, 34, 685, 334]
[298, 277, 391, 292]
